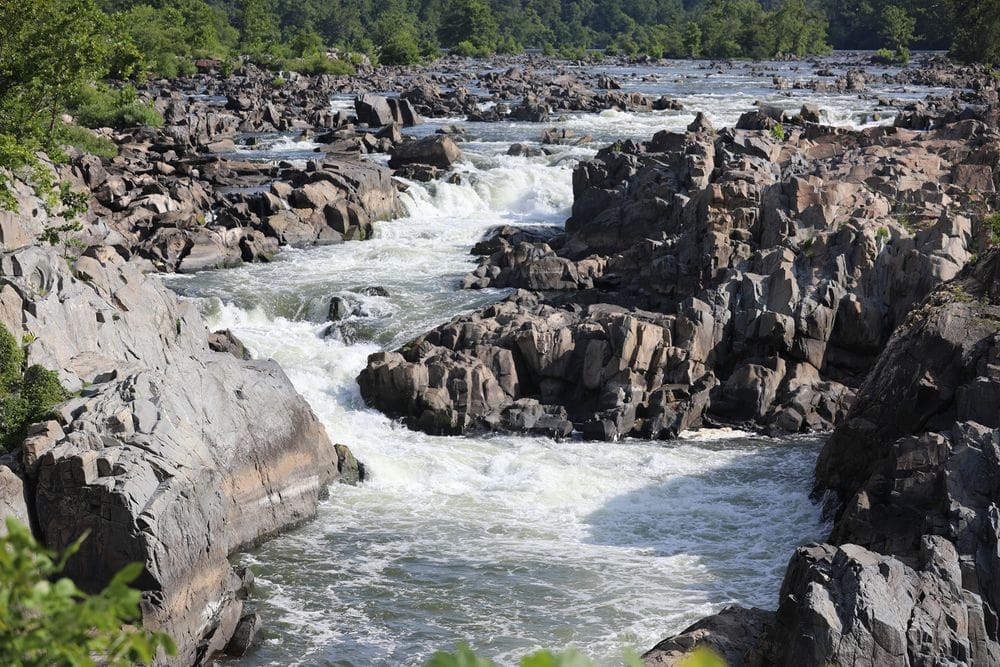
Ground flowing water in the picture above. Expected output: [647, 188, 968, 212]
[165, 58, 942, 666]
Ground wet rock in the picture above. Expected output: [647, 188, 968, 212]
[388, 136, 462, 170]
[224, 613, 261, 657]
[643, 606, 774, 666]
[334, 443, 365, 485]
[507, 143, 543, 158]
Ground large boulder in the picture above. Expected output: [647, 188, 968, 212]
[388, 136, 462, 170]
[355, 94, 395, 127]
[0, 245, 348, 664]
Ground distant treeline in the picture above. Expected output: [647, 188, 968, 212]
[54, 0, 1000, 73]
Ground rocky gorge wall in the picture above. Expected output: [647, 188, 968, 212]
[645, 247, 1000, 666]
[0, 232, 357, 662]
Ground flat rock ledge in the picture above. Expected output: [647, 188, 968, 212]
[0, 244, 352, 664]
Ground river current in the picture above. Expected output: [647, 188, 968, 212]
[165, 57, 941, 666]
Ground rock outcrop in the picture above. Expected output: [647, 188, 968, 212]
[362, 116, 997, 441]
[643, 248, 1000, 666]
[65, 149, 401, 273]
[0, 244, 350, 664]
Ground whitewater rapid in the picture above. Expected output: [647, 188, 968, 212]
[164, 58, 940, 666]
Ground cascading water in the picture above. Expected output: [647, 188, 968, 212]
[165, 60, 939, 666]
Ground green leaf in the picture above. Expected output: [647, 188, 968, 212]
[426, 644, 498, 667]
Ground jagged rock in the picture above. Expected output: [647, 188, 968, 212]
[648, 249, 1000, 666]
[208, 329, 252, 360]
[224, 613, 261, 657]
[334, 443, 365, 485]
[686, 112, 713, 134]
[354, 94, 394, 127]
[370, 116, 996, 440]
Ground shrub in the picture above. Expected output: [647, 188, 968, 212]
[496, 34, 523, 55]
[0, 395, 30, 451]
[872, 48, 896, 64]
[54, 124, 117, 159]
[559, 45, 588, 60]
[0, 323, 69, 451]
[21, 365, 69, 418]
[69, 85, 163, 131]
[453, 40, 478, 57]
[770, 123, 786, 141]
[0, 325, 24, 391]
[381, 31, 422, 65]
[0, 516, 175, 664]
[987, 212, 1000, 245]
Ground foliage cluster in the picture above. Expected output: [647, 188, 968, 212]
[0, 517, 175, 665]
[424, 644, 725, 667]
[986, 212, 1000, 246]
[0, 324, 70, 451]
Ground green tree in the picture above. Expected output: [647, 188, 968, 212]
[0, 0, 112, 142]
[439, 0, 499, 50]
[683, 21, 702, 57]
[238, 0, 280, 54]
[880, 5, 917, 58]
[0, 517, 175, 665]
[381, 31, 423, 64]
[950, 0, 1000, 64]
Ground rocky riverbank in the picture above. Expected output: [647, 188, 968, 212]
[0, 236, 361, 662]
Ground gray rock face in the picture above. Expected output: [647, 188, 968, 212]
[0, 246, 345, 664]
[645, 249, 1000, 666]
[0, 455, 30, 537]
[364, 118, 996, 441]
[764, 538, 998, 667]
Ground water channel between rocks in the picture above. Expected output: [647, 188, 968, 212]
[164, 59, 939, 666]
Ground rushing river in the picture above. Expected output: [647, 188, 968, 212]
[165, 58, 939, 666]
